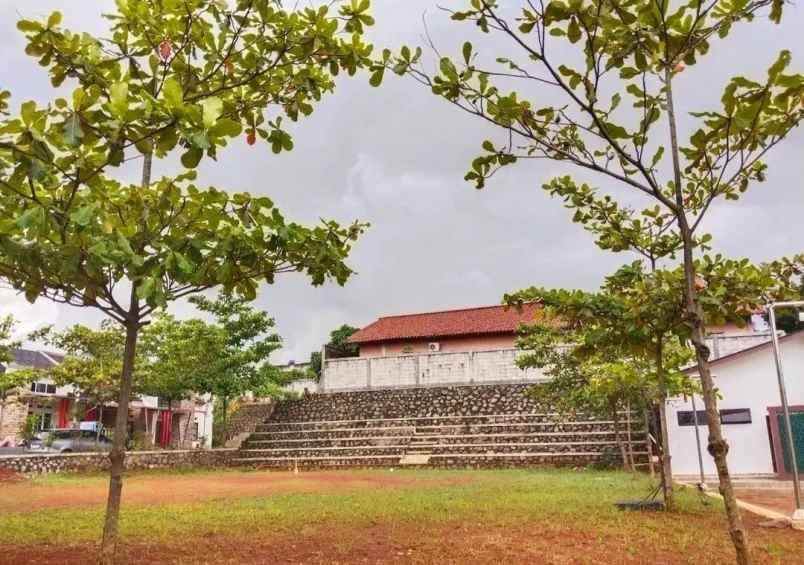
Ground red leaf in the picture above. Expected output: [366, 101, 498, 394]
[246, 130, 256, 146]
[158, 39, 173, 62]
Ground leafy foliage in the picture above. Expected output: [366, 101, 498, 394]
[138, 313, 226, 406]
[325, 324, 359, 358]
[25, 322, 128, 408]
[190, 292, 284, 407]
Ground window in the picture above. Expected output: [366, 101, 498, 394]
[720, 408, 752, 425]
[677, 410, 708, 426]
[30, 382, 56, 394]
[677, 408, 751, 426]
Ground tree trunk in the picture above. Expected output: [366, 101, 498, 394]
[612, 406, 629, 471]
[100, 151, 150, 565]
[655, 341, 675, 510]
[643, 402, 655, 480]
[625, 400, 635, 472]
[222, 396, 229, 445]
[665, 66, 750, 564]
[183, 400, 194, 449]
[100, 308, 140, 565]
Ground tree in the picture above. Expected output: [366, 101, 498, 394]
[309, 350, 323, 378]
[0, 2, 375, 561]
[27, 322, 128, 417]
[381, 2, 803, 561]
[0, 315, 24, 439]
[326, 324, 360, 358]
[190, 292, 285, 437]
[510, 255, 803, 509]
[138, 313, 226, 446]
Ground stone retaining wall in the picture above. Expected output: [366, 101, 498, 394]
[0, 448, 235, 475]
[271, 383, 549, 422]
[223, 401, 274, 446]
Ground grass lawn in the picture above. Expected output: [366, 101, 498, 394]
[0, 467, 801, 564]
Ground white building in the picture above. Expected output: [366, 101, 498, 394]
[667, 331, 804, 478]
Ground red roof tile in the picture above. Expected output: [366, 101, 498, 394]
[349, 304, 550, 344]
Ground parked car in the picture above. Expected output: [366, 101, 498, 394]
[25, 429, 113, 454]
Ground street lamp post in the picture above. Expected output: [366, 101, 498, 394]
[767, 301, 804, 524]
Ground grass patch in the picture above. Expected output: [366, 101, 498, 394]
[2, 468, 802, 563]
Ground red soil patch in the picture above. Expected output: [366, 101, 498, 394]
[0, 469, 23, 483]
[0, 470, 469, 513]
[735, 487, 798, 515]
[2, 514, 802, 565]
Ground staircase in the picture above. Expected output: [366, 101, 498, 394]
[231, 385, 648, 470]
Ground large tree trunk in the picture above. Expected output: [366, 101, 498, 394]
[665, 67, 750, 564]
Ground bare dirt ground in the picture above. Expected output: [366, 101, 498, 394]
[735, 487, 798, 515]
[0, 470, 468, 513]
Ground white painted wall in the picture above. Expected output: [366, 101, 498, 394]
[322, 348, 547, 392]
[667, 332, 804, 477]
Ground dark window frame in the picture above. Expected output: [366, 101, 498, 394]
[677, 408, 752, 427]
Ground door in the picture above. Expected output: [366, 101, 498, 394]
[768, 406, 804, 478]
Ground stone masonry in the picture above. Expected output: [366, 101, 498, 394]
[271, 383, 549, 422]
[0, 448, 235, 475]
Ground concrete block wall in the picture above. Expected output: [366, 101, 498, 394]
[322, 349, 546, 392]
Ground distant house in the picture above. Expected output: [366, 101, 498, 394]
[0, 348, 214, 449]
[668, 329, 804, 478]
[348, 304, 546, 357]
[318, 305, 549, 391]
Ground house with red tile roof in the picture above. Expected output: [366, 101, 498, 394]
[348, 304, 549, 357]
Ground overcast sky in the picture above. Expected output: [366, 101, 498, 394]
[1, 1, 802, 363]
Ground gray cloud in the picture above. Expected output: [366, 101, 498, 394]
[0, 1, 802, 363]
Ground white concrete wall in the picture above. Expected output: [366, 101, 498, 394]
[322, 349, 547, 392]
[667, 332, 804, 477]
[283, 378, 320, 395]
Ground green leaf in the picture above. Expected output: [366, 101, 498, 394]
[210, 119, 242, 138]
[181, 147, 203, 169]
[47, 11, 63, 28]
[21, 101, 36, 126]
[162, 77, 183, 110]
[109, 82, 129, 118]
[16, 207, 43, 229]
[70, 206, 94, 227]
[63, 113, 83, 146]
[567, 19, 581, 43]
[369, 68, 384, 87]
[462, 42, 473, 64]
[201, 97, 222, 128]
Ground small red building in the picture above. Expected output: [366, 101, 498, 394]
[348, 304, 548, 358]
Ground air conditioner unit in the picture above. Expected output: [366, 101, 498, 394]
[428, 342, 441, 352]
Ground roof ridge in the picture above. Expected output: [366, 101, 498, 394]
[376, 304, 514, 320]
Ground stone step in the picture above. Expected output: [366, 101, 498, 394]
[256, 412, 635, 432]
[428, 452, 648, 468]
[231, 451, 649, 470]
[249, 422, 636, 441]
[238, 446, 407, 459]
[243, 431, 644, 450]
[231, 455, 401, 469]
[238, 441, 645, 460]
